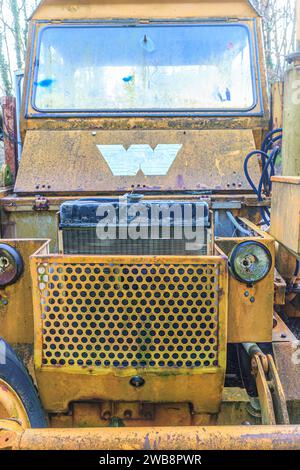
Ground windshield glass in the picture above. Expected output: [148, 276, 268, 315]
[33, 23, 255, 112]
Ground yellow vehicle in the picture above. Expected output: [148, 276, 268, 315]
[0, 0, 300, 450]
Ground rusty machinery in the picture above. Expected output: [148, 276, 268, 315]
[0, 0, 300, 450]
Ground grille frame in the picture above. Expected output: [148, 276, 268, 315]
[31, 245, 228, 378]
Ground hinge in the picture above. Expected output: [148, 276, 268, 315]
[251, 352, 290, 425]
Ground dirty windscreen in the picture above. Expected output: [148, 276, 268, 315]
[33, 23, 255, 112]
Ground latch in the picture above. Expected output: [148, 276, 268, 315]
[33, 196, 49, 211]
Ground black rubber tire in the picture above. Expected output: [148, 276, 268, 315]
[0, 338, 47, 428]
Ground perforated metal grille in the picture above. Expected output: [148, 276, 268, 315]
[35, 261, 222, 370]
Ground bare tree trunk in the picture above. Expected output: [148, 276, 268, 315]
[20, 0, 28, 49]
[9, 0, 24, 69]
[252, 0, 297, 82]
[0, 31, 12, 95]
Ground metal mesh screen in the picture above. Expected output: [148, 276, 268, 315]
[62, 228, 208, 256]
[33, 259, 223, 372]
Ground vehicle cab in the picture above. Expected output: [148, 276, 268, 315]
[0, 1, 295, 448]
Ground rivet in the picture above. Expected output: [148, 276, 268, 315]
[130, 376, 145, 388]
[250, 297, 255, 303]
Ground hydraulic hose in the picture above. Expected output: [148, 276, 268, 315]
[244, 128, 282, 226]
[226, 211, 252, 236]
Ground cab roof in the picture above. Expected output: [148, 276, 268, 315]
[31, 0, 259, 21]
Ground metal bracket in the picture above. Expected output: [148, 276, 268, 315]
[33, 196, 49, 211]
[274, 270, 286, 305]
[251, 353, 290, 425]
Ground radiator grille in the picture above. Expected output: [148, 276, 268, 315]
[34, 260, 223, 371]
[62, 228, 208, 256]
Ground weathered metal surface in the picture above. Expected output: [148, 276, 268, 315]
[251, 353, 289, 426]
[0, 211, 59, 252]
[15, 129, 259, 194]
[273, 312, 297, 343]
[0, 194, 268, 212]
[2, 425, 300, 450]
[0, 422, 23, 450]
[0, 239, 47, 344]
[252, 354, 276, 425]
[0, 97, 18, 183]
[273, 342, 300, 402]
[0, 164, 13, 187]
[19, 3, 270, 195]
[48, 389, 260, 428]
[31, 1, 259, 21]
[0, 379, 30, 427]
[217, 219, 275, 343]
[34, 361, 228, 414]
[23, 116, 270, 135]
[282, 62, 300, 176]
[297, 0, 300, 51]
[30, 248, 228, 413]
[268, 354, 290, 425]
[271, 178, 300, 255]
[217, 388, 260, 426]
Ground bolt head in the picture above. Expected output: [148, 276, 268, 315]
[130, 376, 145, 388]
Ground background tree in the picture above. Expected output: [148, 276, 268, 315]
[0, 0, 38, 95]
[252, 0, 297, 82]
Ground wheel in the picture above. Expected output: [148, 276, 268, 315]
[0, 339, 47, 428]
[0, 379, 30, 428]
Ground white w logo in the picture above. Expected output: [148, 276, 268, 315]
[97, 144, 182, 176]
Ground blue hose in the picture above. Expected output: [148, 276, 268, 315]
[226, 211, 252, 236]
[244, 129, 282, 226]
[295, 260, 300, 277]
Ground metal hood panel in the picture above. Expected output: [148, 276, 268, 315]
[31, 1, 259, 21]
[15, 129, 259, 194]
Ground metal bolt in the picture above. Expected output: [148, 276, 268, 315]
[123, 409, 132, 419]
[250, 297, 255, 303]
[130, 376, 145, 388]
[244, 291, 250, 298]
[102, 410, 111, 420]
